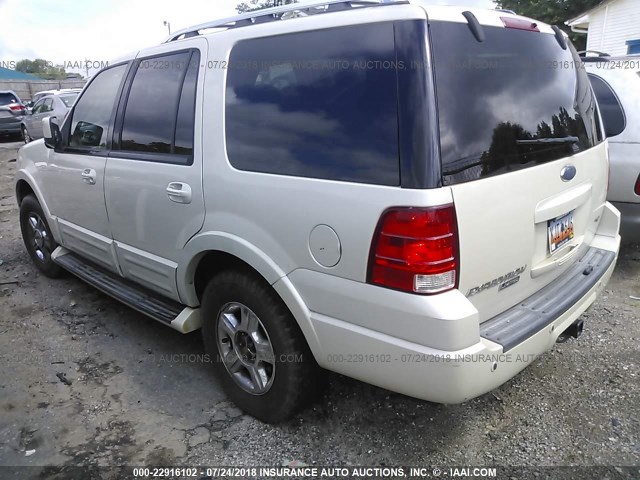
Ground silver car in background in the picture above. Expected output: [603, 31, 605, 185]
[0, 90, 26, 138]
[21, 92, 79, 143]
[584, 55, 640, 242]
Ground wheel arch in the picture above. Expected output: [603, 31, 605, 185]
[177, 232, 324, 361]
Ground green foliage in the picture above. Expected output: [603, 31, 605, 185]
[495, 0, 603, 50]
[236, 0, 297, 14]
[14, 59, 67, 80]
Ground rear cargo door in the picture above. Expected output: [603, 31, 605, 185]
[429, 18, 608, 322]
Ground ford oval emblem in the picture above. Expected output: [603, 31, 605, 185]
[560, 165, 576, 182]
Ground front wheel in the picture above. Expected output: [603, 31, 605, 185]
[201, 269, 322, 423]
[19, 195, 64, 278]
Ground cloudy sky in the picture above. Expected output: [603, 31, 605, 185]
[0, 0, 495, 76]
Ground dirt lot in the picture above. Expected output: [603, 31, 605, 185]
[0, 138, 639, 476]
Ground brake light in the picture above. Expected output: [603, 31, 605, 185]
[8, 103, 24, 112]
[368, 205, 459, 294]
[501, 17, 540, 32]
[634, 174, 640, 196]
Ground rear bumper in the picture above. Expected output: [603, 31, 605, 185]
[295, 203, 620, 404]
[612, 201, 640, 243]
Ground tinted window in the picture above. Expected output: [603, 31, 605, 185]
[430, 22, 601, 185]
[226, 23, 399, 185]
[120, 51, 195, 156]
[588, 74, 626, 138]
[0, 93, 18, 105]
[70, 64, 127, 149]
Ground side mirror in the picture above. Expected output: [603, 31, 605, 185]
[42, 116, 62, 149]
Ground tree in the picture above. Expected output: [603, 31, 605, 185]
[15, 59, 67, 80]
[495, 0, 602, 51]
[236, 0, 297, 14]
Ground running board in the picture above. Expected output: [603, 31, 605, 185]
[52, 247, 201, 333]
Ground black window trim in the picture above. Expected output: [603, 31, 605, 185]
[587, 72, 627, 138]
[57, 60, 133, 156]
[111, 48, 200, 166]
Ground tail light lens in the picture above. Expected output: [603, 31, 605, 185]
[8, 103, 24, 112]
[634, 174, 640, 196]
[368, 205, 459, 295]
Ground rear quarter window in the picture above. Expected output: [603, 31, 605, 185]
[225, 23, 400, 186]
[587, 73, 626, 138]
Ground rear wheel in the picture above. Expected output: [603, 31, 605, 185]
[201, 269, 322, 423]
[21, 126, 31, 144]
[19, 195, 64, 278]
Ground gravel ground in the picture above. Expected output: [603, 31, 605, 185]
[0, 138, 639, 477]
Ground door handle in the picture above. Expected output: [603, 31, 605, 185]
[166, 182, 192, 204]
[81, 168, 96, 185]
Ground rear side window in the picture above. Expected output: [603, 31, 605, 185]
[430, 22, 601, 185]
[69, 64, 127, 149]
[119, 50, 199, 160]
[588, 74, 626, 138]
[225, 23, 400, 186]
[0, 93, 18, 105]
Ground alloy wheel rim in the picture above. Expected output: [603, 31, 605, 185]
[216, 302, 275, 395]
[23, 128, 30, 143]
[28, 213, 49, 262]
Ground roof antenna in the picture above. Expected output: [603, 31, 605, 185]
[551, 25, 568, 50]
[461, 11, 485, 43]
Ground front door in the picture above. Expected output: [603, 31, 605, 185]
[104, 41, 206, 301]
[43, 64, 129, 272]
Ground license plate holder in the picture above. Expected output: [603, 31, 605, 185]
[548, 210, 575, 254]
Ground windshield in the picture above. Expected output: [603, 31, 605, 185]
[59, 93, 79, 107]
[0, 93, 19, 105]
[429, 21, 602, 185]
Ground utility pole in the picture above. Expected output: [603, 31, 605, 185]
[163, 20, 171, 35]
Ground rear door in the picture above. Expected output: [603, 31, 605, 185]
[104, 40, 206, 302]
[428, 18, 608, 322]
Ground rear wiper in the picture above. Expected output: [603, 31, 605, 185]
[516, 136, 579, 145]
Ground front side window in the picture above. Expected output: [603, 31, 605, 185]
[118, 50, 199, 159]
[69, 64, 127, 149]
[31, 99, 45, 114]
[42, 98, 54, 113]
[588, 74, 626, 138]
[225, 23, 400, 186]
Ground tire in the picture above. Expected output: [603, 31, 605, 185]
[19, 195, 65, 278]
[201, 269, 322, 423]
[22, 126, 31, 144]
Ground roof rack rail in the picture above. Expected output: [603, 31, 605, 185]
[164, 0, 408, 42]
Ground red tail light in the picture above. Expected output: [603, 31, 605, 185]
[368, 205, 459, 294]
[8, 103, 24, 112]
[634, 174, 640, 196]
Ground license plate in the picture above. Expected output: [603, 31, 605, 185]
[548, 211, 575, 254]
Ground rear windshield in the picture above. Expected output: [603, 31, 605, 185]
[429, 21, 601, 185]
[0, 93, 18, 105]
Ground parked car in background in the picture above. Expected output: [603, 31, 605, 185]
[0, 90, 26, 138]
[15, 0, 621, 422]
[27, 88, 82, 110]
[21, 91, 79, 143]
[583, 54, 640, 242]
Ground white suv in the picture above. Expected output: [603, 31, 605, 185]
[15, 0, 621, 423]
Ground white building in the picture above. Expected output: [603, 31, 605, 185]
[566, 0, 640, 56]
